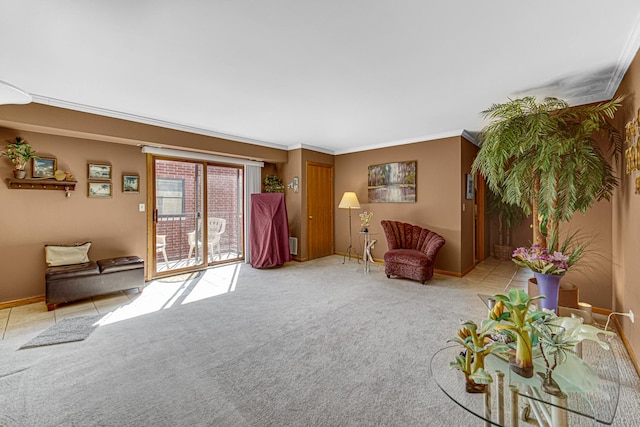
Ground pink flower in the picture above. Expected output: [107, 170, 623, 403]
[511, 245, 574, 275]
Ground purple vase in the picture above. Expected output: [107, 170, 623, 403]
[534, 272, 563, 314]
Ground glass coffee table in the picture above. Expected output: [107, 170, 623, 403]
[431, 337, 620, 426]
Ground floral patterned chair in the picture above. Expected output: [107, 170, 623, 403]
[381, 220, 446, 284]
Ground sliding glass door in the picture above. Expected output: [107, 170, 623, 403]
[206, 165, 244, 263]
[152, 158, 244, 276]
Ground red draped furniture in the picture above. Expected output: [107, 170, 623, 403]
[381, 220, 446, 284]
[250, 193, 291, 268]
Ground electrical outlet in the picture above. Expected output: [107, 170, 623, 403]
[629, 310, 635, 323]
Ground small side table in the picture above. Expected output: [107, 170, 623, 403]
[358, 231, 377, 273]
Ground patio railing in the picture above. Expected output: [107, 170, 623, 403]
[156, 212, 243, 268]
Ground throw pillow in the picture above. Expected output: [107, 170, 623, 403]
[45, 242, 92, 266]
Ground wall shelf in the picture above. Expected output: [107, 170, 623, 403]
[5, 178, 77, 193]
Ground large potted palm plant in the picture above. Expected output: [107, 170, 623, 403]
[472, 96, 623, 312]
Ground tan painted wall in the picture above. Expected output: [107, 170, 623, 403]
[0, 104, 289, 304]
[280, 149, 303, 260]
[0, 128, 147, 302]
[334, 136, 467, 274]
[562, 199, 613, 308]
[0, 103, 288, 164]
[611, 48, 640, 363]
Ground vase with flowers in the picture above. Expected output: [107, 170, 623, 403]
[359, 211, 373, 232]
[512, 236, 584, 314]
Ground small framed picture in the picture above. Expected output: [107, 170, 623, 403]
[32, 157, 57, 178]
[87, 163, 112, 180]
[465, 173, 474, 200]
[122, 174, 140, 193]
[88, 182, 112, 198]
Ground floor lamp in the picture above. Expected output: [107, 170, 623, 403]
[338, 191, 360, 263]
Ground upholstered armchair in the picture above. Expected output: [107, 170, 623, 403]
[381, 220, 446, 284]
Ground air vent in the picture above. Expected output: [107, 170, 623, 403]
[289, 237, 298, 255]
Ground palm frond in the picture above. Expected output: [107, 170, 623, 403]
[474, 95, 624, 248]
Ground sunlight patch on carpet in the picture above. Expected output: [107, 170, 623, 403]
[99, 264, 241, 325]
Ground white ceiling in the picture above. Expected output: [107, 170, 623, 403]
[2, 1, 640, 155]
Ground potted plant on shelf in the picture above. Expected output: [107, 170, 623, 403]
[2, 136, 39, 179]
[263, 175, 284, 193]
[487, 189, 525, 261]
[472, 96, 624, 306]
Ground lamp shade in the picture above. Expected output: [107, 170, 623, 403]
[338, 191, 361, 209]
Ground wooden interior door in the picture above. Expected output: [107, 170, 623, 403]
[306, 162, 334, 260]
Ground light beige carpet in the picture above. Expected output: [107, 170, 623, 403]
[0, 256, 638, 426]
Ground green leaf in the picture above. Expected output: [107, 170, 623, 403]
[469, 368, 493, 384]
[473, 96, 624, 246]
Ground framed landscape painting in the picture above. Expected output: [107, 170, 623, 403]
[88, 163, 112, 180]
[368, 161, 416, 203]
[88, 182, 112, 198]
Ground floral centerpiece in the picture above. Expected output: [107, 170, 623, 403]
[359, 211, 373, 232]
[448, 290, 615, 398]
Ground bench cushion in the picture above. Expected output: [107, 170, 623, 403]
[98, 256, 145, 274]
[45, 261, 100, 281]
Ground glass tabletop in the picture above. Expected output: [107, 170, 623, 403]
[431, 337, 620, 426]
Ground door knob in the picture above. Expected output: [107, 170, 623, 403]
[309, 216, 313, 219]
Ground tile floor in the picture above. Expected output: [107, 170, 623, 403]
[0, 288, 139, 341]
[0, 261, 246, 343]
